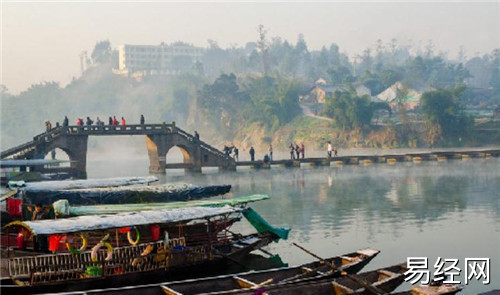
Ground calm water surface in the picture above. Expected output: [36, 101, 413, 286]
[86, 156, 500, 293]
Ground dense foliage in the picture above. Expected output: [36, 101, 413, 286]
[1, 36, 498, 149]
[322, 90, 391, 130]
[420, 88, 473, 144]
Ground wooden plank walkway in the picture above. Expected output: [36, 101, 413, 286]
[229, 148, 500, 169]
[165, 148, 499, 171]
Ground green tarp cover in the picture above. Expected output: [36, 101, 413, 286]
[243, 207, 290, 241]
[56, 194, 269, 216]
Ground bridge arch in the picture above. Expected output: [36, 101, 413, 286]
[165, 144, 194, 166]
[43, 148, 71, 166]
[2, 124, 234, 177]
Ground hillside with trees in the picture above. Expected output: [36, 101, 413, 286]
[1, 32, 499, 153]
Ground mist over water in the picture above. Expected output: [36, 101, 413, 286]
[86, 155, 500, 293]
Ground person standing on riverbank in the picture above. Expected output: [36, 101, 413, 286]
[250, 146, 255, 162]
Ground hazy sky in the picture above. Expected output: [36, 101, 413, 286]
[2, 1, 499, 94]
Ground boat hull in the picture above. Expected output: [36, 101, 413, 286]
[0, 234, 275, 295]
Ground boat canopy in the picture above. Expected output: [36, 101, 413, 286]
[8, 176, 158, 191]
[55, 194, 269, 216]
[13, 183, 232, 205]
[4, 206, 243, 236]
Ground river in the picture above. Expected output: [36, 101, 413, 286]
[84, 153, 500, 293]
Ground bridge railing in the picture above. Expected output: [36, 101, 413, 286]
[0, 140, 37, 159]
[62, 124, 175, 135]
[174, 127, 234, 161]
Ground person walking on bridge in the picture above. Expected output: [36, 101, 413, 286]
[268, 144, 273, 162]
[289, 144, 295, 160]
[194, 131, 200, 140]
[327, 141, 332, 159]
[295, 144, 300, 159]
[121, 117, 126, 126]
[63, 116, 69, 127]
[249, 146, 255, 162]
[300, 143, 305, 159]
[140, 114, 145, 125]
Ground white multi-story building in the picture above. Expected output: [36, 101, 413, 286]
[114, 42, 204, 77]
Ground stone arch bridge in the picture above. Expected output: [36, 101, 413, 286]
[0, 124, 235, 178]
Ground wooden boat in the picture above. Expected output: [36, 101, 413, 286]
[391, 284, 464, 295]
[2, 176, 158, 222]
[196, 263, 408, 295]
[0, 159, 72, 185]
[54, 194, 270, 217]
[0, 206, 288, 294]
[9, 183, 232, 206]
[7, 176, 159, 190]
[58, 248, 379, 295]
[2, 180, 234, 222]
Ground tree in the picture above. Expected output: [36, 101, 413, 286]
[91, 40, 112, 64]
[322, 90, 389, 130]
[327, 66, 354, 86]
[244, 76, 302, 130]
[257, 25, 270, 75]
[420, 88, 472, 143]
[489, 48, 500, 89]
[198, 73, 243, 128]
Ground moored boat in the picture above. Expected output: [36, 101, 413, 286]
[54, 194, 269, 217]
[0, 205, 288, 294]
[7, 176, 159, 191]
[53, 248, 379, 295]
[391, 284, 464, 295]
[204, 262, 407, 295]
[9, 182, 232, 206]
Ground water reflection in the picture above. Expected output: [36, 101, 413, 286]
[86, 157, 500, 292]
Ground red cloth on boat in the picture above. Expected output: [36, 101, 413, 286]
[6, 198, 22, 217]
[150, 225, 160, 241]
[48, 235, 64, 252]
[17, 233, 26, 250]
[119, 227, 131, 233]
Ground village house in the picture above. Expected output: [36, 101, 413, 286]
[300, 78, 372, 103]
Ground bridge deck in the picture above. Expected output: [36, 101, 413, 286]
[2, 124, 499, 173]
[231, 148, 500, 169]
